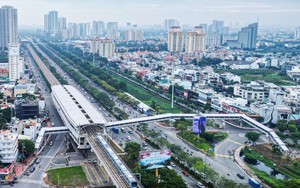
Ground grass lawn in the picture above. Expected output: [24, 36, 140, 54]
[47, 166, 89, 186]
[113, 75, 189, 114]
[216, 69, 296, 86]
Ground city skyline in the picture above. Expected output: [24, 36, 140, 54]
[1, 0, 300, 29]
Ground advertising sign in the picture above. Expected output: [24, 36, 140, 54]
[139, 150, 171, 170]
[199, 116, 206, 133]
[193, 115, 200, 133]
[193, 115, 206, 134]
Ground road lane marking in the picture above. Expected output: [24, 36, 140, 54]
[215, 154, 231, 158]
[227, 139, 243, 146]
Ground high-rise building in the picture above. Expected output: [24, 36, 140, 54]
[8, 43, 23, 83]
[295, 27, 300, 39]
[206, 32, 222, 48]
[186, 26, 206, 53]
[0, 130, 18, 163]
[44, 10, 58, 37]
[238, 23, 258, 49]
[0, 6, 18, 50]
[91, 38, 115, 58]
[125, 29, 144, 41]
[92, 21, 105, 36]
[164, 19, 180, 30]
[78, 23, 91, 38]
[58, 17, 67, 30]
[107, 22, 118, 39]
[167, 26, 184, 53]
[67, 23, 78, 39]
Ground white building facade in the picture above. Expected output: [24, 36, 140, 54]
[8, 43, 23, 84]
[0, 130, 18, 163]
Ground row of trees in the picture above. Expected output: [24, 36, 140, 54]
[40, 42, 141, 111]
[138, 123, 248, 188]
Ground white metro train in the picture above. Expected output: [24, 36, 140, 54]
[97, 135, 138, 188]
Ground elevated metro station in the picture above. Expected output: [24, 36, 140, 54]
[51, 85, 107, 149]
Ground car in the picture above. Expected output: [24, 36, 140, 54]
[197, 182, 205, 188]
[29, 167, 36, 173]
[128, 130, 133, 134]
[121, 128, 126, 133]
[182, 170, 189, 176]
[166, 166, 174, 171]
[170, 162, 176, 167]
[141, 142, 148, 147]
[126, 136, 132, 141]
[237, 173, 245, 179]
[49, 141, 53, 146]
[35, 158, 41, 164]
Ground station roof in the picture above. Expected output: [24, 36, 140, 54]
[52, 85, 107, 127]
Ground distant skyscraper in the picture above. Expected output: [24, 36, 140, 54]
[164, 19, 180, 30]
[92, 21, 105, 36]
[125, 29, 144, 41]
[78, 23, 91, 38]
[58, 17, 67, 29]
[238, 23, 258, 49]
[186, 26, 206, 53]
[107, 22, 118, 39]
[199, 24, 208, 33]
[44, 10, 58, 37]
[0, 6, 18, 50]
[168, 26, 184, 53]
[8, 43, 23, 83]
[67, 23, 78, 39]
[206, 32, 222, 48]
[295, 27, 300, 39]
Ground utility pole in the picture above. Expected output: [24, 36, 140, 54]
[171, 62, 174, 108]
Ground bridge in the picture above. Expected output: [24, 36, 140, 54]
[106, 113, 289, 152]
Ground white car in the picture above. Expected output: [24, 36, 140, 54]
[126, 136, 132, 141]
[197, 182, 205, 188]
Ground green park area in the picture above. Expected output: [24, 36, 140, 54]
[46, 166, 89, 187]
[216, 69, 296, 86]
[113, 75, 189, 114]
[242, 145, 300, 188]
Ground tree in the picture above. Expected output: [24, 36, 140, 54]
[277, 120, 287, 132]
[288, 123, 298, 132]
[177, 121, 188, 138]
[124, 142, 141, 162]
[18, 139, 35, 159]
[155, 137, 170, 148]
[245, 132, 260, 144]
[217, 176, 238, 188]
[118, 81, 127, 91]
[285, 179, 300, 188]
[158, 168, 187, 188]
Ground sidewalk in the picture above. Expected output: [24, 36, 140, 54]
[7, 154, 35, 181]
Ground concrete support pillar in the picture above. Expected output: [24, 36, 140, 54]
[222, 119, 226, 128]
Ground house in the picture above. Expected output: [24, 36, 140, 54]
[219, 60, 259, 70]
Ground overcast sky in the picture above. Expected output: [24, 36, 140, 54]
[2, 0, 300, 28]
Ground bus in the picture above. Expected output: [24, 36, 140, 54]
[249, 177, 260, 188]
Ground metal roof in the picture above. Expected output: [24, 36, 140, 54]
[52, 85, 107, 127]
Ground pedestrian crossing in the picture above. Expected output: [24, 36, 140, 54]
[18, 178, 43, 184]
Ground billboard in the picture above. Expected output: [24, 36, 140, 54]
[193, 115, 206, 134]
[193, 115, 200, 133]
[139, 150, 171, 170]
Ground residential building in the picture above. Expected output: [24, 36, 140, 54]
[107, 22, 118, 39]
[206, 32, 222, 48]
[58, 17, 66, 30]
[238, 23, 258, 49]
[0, 130, 18, 163]
[92, 20, 105, 36]
[168, 26, 184, 53]
[164, 19, 179, 30]
[90, 38, 115, 58]
[125, 29, 144, 41]
[0, 6, 18, 49]
[9, 43, 23, 83]
[295, 27, 300, 39]
[78, 23, 91, 38]
[286, 65, 300, 82]
[234, 81, 270, 102]
[186, 26, 206, 53]
[44, 10, 58, 37]
[219, 60, 259, 70]
[67, 23, 78, 39]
